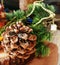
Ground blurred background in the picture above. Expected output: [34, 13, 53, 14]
[0, 0, 60, 14]
[0, 0, 60, 29]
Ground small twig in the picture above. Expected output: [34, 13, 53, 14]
[0, 17, 16, 35]
[54, 18, 60, 21]
[4, 17, 16, 28]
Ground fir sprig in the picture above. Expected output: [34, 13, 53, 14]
[30, 23, 50, 57]
[6, 10, 25, 21]
[0, 1, 55, 57]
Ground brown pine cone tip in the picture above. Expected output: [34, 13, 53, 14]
[0, 21, 37, 64]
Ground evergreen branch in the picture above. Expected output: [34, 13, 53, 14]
[3, 1, 55, 57]
[0, 17, 16, 35]
[31, 1, 55, 26]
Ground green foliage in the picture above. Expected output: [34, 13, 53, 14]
[35, 42, 50, 57]
[31, 23, 51, 57]
[31, 24, 50, 41]
[6, 2, 55, 21]
[1, 2, 54, 57]
[6, 10, 25, 21]
[46, 4, 55, 13]
[39, 2, 55, 12]
[26, 4, 33, 15]
[31, 6, 49, 25]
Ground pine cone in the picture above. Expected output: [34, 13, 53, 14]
[0, 52, 9, 65]
[0, 21, 37, 65]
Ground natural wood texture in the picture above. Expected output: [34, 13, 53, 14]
[27, 42, 58, 65]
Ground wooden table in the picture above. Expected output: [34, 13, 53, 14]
[50, 30, 60, 65]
